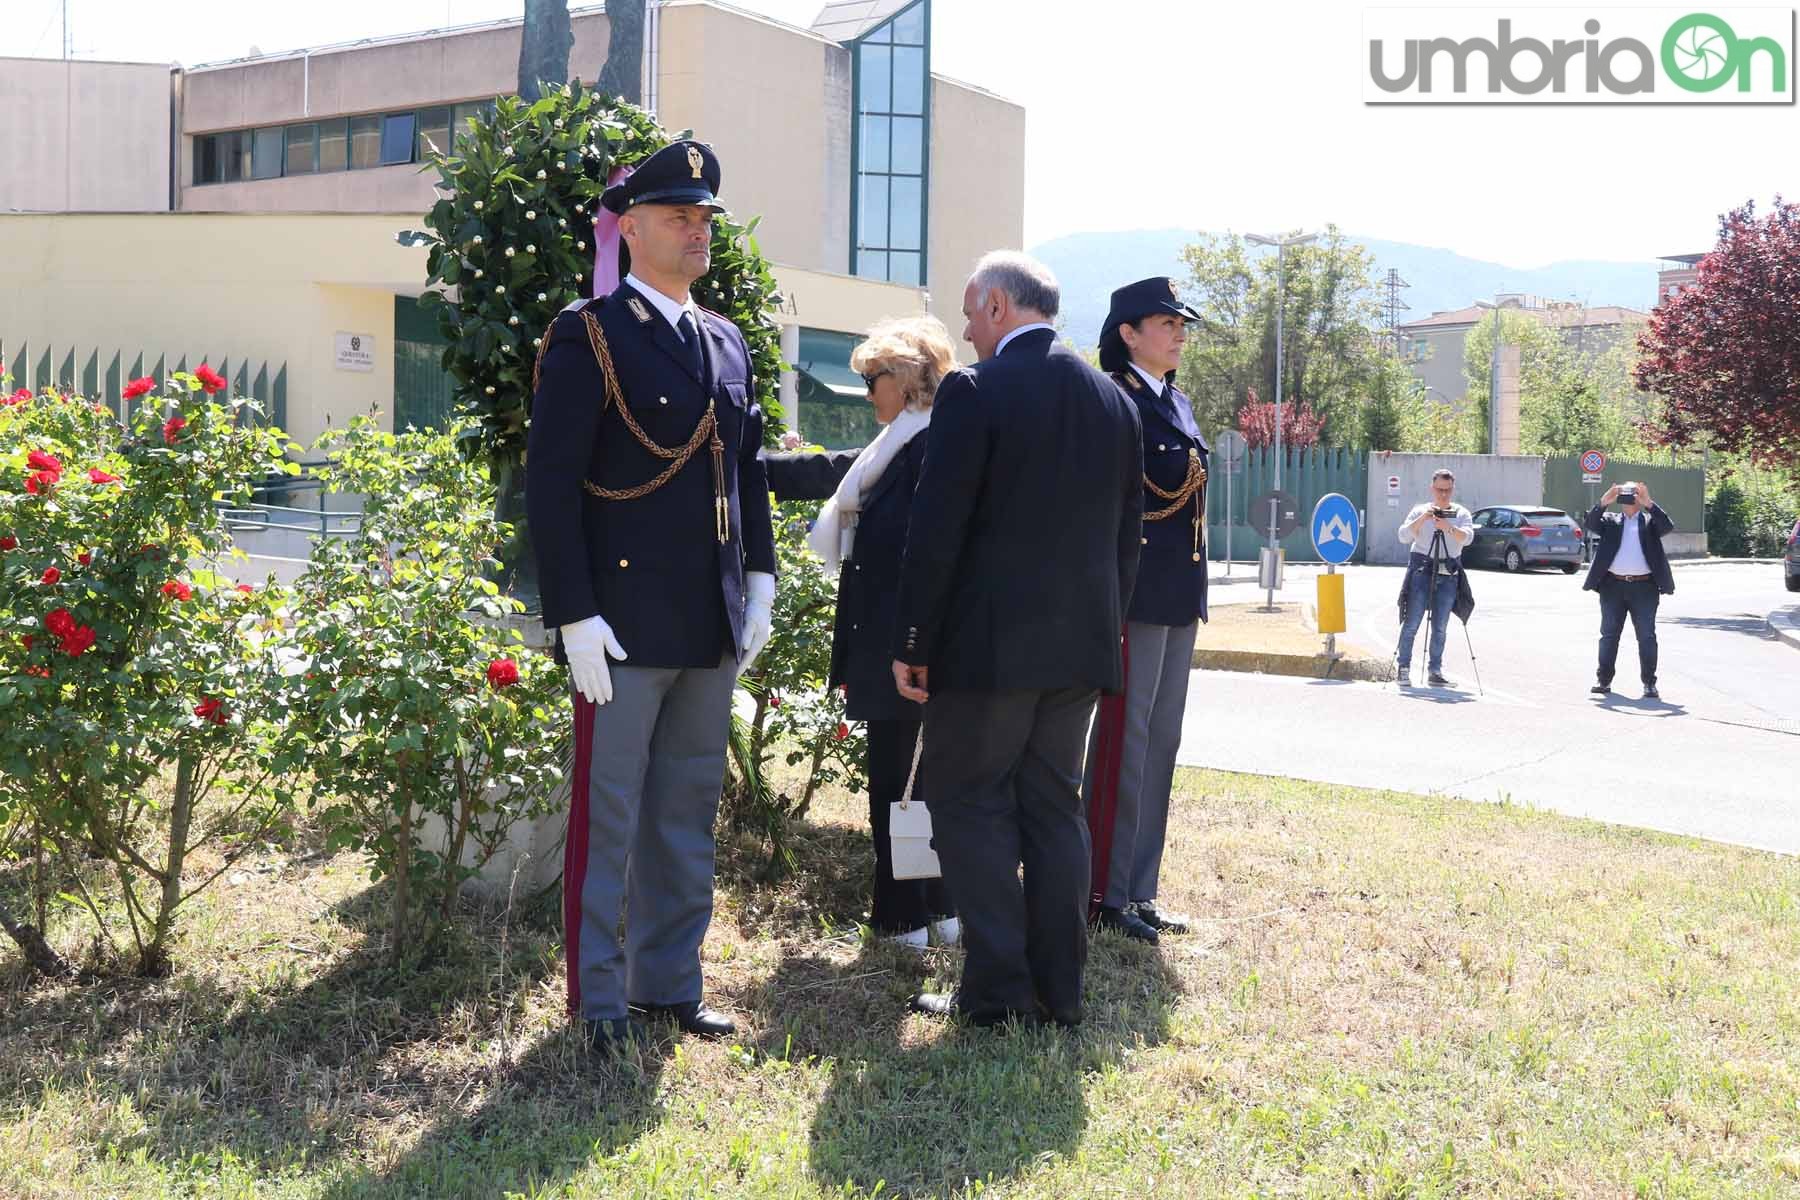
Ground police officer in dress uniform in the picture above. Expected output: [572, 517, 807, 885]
[526, 140, 776, 1050]
[1083, 277, 1209, 945]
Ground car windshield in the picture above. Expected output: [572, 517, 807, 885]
[1524, 509, 1572, 524]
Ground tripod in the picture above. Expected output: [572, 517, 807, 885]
[1407, 527, 1483, 695]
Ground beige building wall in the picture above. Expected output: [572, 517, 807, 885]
[926, 77, 1025, 348]
[0, 58, 173, 213]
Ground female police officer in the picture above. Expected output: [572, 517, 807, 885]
[1084, 277, 1209, 944]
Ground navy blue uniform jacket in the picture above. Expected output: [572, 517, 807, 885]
[762, 436, 927, 723]
[893, 329, 1144, 693]
[1114, 369, 1210, 628]
[1582, 503, 1675, 595]
[526, 280, 776, 667]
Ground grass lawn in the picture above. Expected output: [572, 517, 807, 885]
[3, 766, 1799, 1198]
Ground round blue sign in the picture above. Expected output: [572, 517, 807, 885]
[1310, 493, 1360, 565]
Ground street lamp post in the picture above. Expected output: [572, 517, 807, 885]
[1246, 229, 1317, 611]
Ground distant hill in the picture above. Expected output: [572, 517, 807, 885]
[1030, 229, 1660, 349]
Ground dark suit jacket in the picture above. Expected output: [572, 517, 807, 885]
[762, 434, 928, 723]
[1114, 369, 1210, 628]
[1582, 503, 1675, 595]
[893, 328, 1144, 692]
[526, 281, 775, 667]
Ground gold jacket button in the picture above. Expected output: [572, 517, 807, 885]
[618, 558, 629, 568]
[1141, 537, 1148, 544]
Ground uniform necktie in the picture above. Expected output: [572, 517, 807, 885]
[677, 310, 705, 382]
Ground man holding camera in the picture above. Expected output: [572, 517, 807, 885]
[1583, 481, 1675, 700]
[1395, 469, 1474, 688]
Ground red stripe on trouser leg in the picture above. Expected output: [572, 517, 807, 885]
[564, 693, 597, 1017]
[1086, 623, 1131, 916]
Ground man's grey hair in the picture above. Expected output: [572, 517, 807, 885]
[1431, 468, 1456, 483]
[970, 251, 1060, 320]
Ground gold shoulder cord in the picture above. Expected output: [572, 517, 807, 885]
[1144, 447, 1209, 563]
[533, 312, 729, 543]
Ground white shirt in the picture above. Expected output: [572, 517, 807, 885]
[1399, 502, 1474, 558]
[624, 271, 700, 337]
[1129, 362, 1165, 396]
[1610, 512, 1650, 576]
[995, 322, 1057, 357]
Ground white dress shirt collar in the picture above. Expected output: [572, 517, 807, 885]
[1129, 362, 1166, 397]
[624, 272, 698, 334]
[995, 322, 1057, 357]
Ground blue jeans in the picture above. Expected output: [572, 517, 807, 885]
[1597, 576, 1659, 687]
[1397, 560, 1458, 674]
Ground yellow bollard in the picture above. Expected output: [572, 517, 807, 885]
[1316, 571, 1346, 635]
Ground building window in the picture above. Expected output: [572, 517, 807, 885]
[380, 113, 417, 165]
[349, 116, 381, 169]
[252, 127, 285, 180]
[416, 107, 451, 160]
[318, 119, 348, 173]
[285, 123, 318, 175]
[851, 0, 930, 286]
[190, 98, 505, 185]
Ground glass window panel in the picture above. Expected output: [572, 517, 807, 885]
[859, 43, 891, 113]
[316, 119, 347, 172]
[888, 252, 920, 286]
[416, 106, 450, 159]
[860, 115, 890, 173]
[857, 249, 889, 279]
[891, 47, 925, 114]
[864, 18, 890, 43]
[892, 3, 925, 44]
[858, 175, 889, 249]
[379, 112, 416, 165]
[195, 135, 218, 185]
[890, 116, 923, 174]
[349, 115, 381, 169]
[888, 176, 921, 250]
[219, 131, 247, 183]
[252, 127, 284, 179]
[285, 124, 317, 175]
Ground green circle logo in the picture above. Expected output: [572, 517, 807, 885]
[1663, 13, 1740, 92]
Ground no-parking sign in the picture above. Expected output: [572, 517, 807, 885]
[1580, 449, 1606, 483]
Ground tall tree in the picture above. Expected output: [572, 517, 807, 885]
[518, 0, 573, 102]
[597, 0, 647, 103]
[1636, 198, 1800, 470]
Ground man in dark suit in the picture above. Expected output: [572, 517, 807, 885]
[893, 251, 1144, 1028]
[1583, 480, 1675, 700]
[526, 141, 775, 1049]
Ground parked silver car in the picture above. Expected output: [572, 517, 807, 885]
[1467, 505, 1585, 574]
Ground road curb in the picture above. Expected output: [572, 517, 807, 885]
[1191, 646, 1392, 683]
[1766, 605, 1800, 652]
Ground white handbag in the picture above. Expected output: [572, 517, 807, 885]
[889, 733, 941, 880]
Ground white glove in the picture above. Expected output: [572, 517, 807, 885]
[738, 571, 775, 677]
[560, 615, 627, 705]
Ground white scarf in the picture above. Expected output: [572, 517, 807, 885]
[806, 406, 932, 571]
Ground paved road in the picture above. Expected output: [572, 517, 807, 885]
[1177, 561, 1800, 854]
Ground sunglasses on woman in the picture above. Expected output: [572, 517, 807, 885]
[861, 370, 889, 390]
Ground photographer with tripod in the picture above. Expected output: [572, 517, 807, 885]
[1395, 469, 1474, 688]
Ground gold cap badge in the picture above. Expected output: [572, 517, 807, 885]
[1167, 279, 1179, 298]
[686, 145, 704, 180]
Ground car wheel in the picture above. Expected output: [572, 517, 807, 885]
[1504, 546, 1524, 573]
[1562, 563, 1579, 575]
[1787, 572, 1800, 593]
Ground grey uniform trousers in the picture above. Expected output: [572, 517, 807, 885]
[1083, 619, 1198, 908]
[563, 654, 736, 1022]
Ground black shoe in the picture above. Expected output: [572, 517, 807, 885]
[1133, 901, 1189, 935]
[632, 1000, 736, 1038]
[585, 1017, 646, 1051]
[910, 991, 1043, 1028]
[1427, 672, 1454, 688]
[910, 991, 957, 1018]
[1643, 685, 1661, 700]
[1590, 683, 1611, 695]
[1095, 905, 1159, 944]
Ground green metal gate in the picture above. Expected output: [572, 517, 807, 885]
[393, 296, 457, 432]
[1207, 447, 1368, 563]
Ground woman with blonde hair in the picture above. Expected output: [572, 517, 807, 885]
[762, 314, 960, 947]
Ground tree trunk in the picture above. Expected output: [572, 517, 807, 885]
[518, 0, 574, 103]
[0, 897, 73, 979]
[596, 0, 647, 103]
[144, 751, 198, 976]
[392, 783, 413, 967]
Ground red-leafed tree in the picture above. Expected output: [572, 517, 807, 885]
[1237, 387, 1325, 450]
[1635, 198, 1800, 469]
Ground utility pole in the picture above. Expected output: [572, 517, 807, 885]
[1381, 267, 1411, 354]
[1245, 229, 1317, 610]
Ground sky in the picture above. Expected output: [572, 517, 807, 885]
[5, 0, 1793, 268]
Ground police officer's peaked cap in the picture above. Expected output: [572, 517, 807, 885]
[601, 139, 727, 215]
[1102, 277, 1202, 334]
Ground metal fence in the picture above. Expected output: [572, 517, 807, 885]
[1543, 454, 1704, 531]
[0, 340, 287, 428]
[1208, 447, 1368, 563]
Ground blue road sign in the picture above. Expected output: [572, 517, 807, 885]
[1310, 492, 1360, 565]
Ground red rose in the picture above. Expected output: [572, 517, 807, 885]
[24, 470, 58, 495]
[162, 415, 188, 444]
[24, 665, 51, 678]
[0, 536, 15, 551]
[40, 566, 60, 585]
[122, 376, 156, 400]
[195, 364, 227, 395]
[486, 658, 521, 689]
[45, 608, 76, 637]
[5, 388, 29, 406]
[235, 583, 254, 594]
[77, 553, 92, 565]
[20, 635, 33, 652]
[87, 468, 120, 484]
[835, 722, 850, 742]
[27, 451, 62, 473]
[59, 624, 95, 657]
[193, 697, 228, 725]
[768, 694, 781, 708]
[161, 579, 192, 601]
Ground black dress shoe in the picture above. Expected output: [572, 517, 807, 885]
[632, 1000, 736, 1038]
[1643, 684, 1661, 700]
[910, 992, 1042, 1028]
[910, 991, 957, 1018]
[1590, 683, 1611, 695]
[1095, 905, 1159, 944]
[585, 1017, 646, 1051]
[1132, 901, 1189, 934]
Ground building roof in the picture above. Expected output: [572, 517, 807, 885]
[1398, 302, 1648, 335]
[810, 0, 917, 43]
[1658, 253, 1706, 266]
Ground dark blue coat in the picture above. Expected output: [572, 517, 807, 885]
[762, 435, 927, 723]
[894, 329, 1143, 693]
[1114, 369, 1210, 628]
[1583, 503, 1676, 594]
[526, 280, 775, 667]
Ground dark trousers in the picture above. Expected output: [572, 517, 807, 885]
[865, 717, 955, 933]
[1598, 576, 1660, 687]
[920, 686, 1098, 1024]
